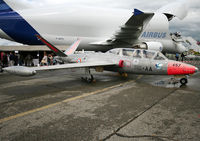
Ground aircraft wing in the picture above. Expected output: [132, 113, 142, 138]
[3, 61, 117, 76]
[90, 9, 154, 46]
[34, 61, 116, 71]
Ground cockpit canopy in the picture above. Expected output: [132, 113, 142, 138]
[107, 48, 167, 60]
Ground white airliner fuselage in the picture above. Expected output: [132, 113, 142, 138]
[0, 0, 188, 54]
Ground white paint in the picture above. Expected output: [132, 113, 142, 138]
[0, 29, 14, 41]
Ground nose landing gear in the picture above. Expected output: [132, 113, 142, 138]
[180, 78, 188, 85]
[173, 75, 188, 85]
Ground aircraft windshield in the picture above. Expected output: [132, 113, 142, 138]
[108, 49, 167, 61]
[142, 50, 155, 59]
[133, 50, 142, 58]
[154, 52, 167, 60]
[122, 49, 134, 56]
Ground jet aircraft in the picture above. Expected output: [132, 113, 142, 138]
[3, 35, 198, 85]
[0, 0, 189, 54]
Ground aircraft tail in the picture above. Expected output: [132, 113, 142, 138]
[36, 34, 81, 57]
[64, 39, 81, 55]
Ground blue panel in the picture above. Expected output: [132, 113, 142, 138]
[0, 0, 43, 45]
[0, 0, 13, 12]
[134, 9, 144, 16]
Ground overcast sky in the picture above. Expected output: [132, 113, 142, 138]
[0, 0, 199, 45]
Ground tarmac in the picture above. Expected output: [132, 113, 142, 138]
[0, 68, 200, 141]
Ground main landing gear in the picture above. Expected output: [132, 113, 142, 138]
[81, 68, 94, 83]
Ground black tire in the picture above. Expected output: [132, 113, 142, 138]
[81, 75, 94, 83]
[180, 78, 188, 85]
[87, 75, 94, 83]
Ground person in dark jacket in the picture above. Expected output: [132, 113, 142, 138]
[2, 52, 8, 67]
[14, 53, 19, 66]
[9, 52, 15, 66]
[175, 53, 179, 61]
[181, 53, 185, 61]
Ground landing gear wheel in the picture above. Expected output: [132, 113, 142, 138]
[81, 68, 95, 83]
[180, 78, 188, 85]
[87, 75, 94, 83]
[81, 75, 94, 83]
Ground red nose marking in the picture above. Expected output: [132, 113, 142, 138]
[167, 62, 196, 75]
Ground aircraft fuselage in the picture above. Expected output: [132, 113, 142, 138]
[0, 3, 186, 53]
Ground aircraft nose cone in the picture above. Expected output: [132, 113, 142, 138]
[195, 67, 199, 73]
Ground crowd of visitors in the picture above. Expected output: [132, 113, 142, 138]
[0, 51, 57, 69]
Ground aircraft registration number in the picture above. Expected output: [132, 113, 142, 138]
[173, 64, 181, 67]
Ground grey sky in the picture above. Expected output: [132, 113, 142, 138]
[0, 0, 199, 45]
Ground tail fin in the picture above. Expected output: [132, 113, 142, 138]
[64, 39, 81, 55]
[36, 34, 81, 57]
[36, 34, 67, 57]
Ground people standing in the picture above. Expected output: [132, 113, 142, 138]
[0, 52, 3, 65]
[26, 54, 33, 67]
[175, 53, 179, 61]
[181, 53, 185, 61]
[9, 52, 15, 66]
[18, 54, 24, 66]
[48, 54, 53, 65]
[40, 52, 48, 66]
[2, 52, 8, 67]
[0, 52, 3, 72]
[14, 53, 19, 66]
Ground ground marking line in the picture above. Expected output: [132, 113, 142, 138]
[0, 80, 134, 124]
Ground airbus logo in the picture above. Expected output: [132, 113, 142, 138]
[141, 32, 167, 39]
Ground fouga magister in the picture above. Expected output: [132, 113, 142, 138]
[3, 35, 198, 85]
